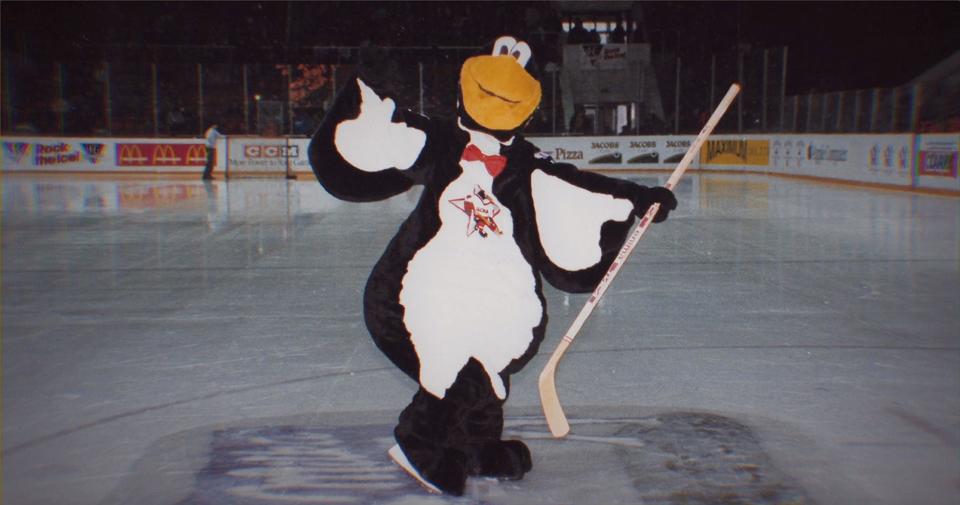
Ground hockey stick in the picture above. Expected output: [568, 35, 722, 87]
[538, 83, 741, 438]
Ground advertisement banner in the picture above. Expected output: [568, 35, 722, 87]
[2, 134, 953, 193]
[579, 44, 628, 70]
[770, 136, 852, 175]
[915, 134, 960, 191]
[916, 135, 958, 177]
[700, 137, 770, 167]
[856, 135, 912, 185]
[527, 135, 698, 170]
[918, 150, 957, 177]
[767, 134, 911, 186]
[561, 44, 652, 105]
[116, 143, 206, 167]
[3, 139, 113, 171]
[2, 137, 211, 172]
[226, 137, 294, 176]
[288, 138, 313, 174]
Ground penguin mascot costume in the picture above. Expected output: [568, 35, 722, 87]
[308, 36, 676, 495]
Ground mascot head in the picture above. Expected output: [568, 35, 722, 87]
[459, 36, 542, 137]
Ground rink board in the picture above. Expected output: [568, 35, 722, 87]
[0, 137, 214, 173]
[3, 133, 957, 193]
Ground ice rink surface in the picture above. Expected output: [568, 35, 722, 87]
[3, 172, 958, 505]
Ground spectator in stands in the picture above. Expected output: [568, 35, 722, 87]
[567, 18, 590, 44]
[526, 109, 549, 134]
[202, 124, 223, 180]
[626, 14, 642, 42]
[167, 106, 186, 135]
[639, 111, 665, 134]
[569, 106, 591, 134]
[610, 16, 626, 43]
[588, 27, 601, 44]
[541, 10, 563, 63]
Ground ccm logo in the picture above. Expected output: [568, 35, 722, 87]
[244, 145, 299, 158]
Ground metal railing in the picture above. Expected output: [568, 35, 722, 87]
[1, 44, 955, 137]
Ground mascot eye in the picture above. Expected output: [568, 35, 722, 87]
[511, 42, 532, 67]
[493, 36, 518, 56]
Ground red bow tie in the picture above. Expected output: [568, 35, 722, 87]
[461, 144, 507, 177]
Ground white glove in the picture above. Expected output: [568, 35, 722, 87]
[334, 79, 426, 172]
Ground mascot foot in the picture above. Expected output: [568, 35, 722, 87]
[389, 444, 441, 494]
[469, 439, 532, 480]
[389, 442, 468, 496]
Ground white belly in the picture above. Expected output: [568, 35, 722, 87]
[399, 163, 542, 400]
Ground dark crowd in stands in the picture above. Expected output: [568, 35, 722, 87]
[3, 2, 650, 64]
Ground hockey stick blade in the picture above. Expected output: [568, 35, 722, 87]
[538, 83, 741, 438]
[538, 337, 572, 437]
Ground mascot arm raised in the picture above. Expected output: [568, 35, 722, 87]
[528, 158, 677, 293]
[309, 77, 432, 202]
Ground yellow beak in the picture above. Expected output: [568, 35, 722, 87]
[459, 55, 542, 131]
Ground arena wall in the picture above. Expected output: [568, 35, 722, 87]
[527, 133, 958, 193]
[0, 137, 222, 174]
[3, 134, 957, 193]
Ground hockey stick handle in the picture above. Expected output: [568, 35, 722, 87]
[666, 83, 742, 189]
[539, 83, 741, 438]
[566, 83, 741, 336]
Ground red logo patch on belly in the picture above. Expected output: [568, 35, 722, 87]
[449, 185, 503, 238]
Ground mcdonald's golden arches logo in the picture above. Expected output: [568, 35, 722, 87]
[117, 144, 148, 165]
[153, 144, 179, 164]
[185, 145, 207, 165]
[116, 143, 208, 166]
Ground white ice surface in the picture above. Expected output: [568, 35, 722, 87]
[2, 173, 958, 505]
